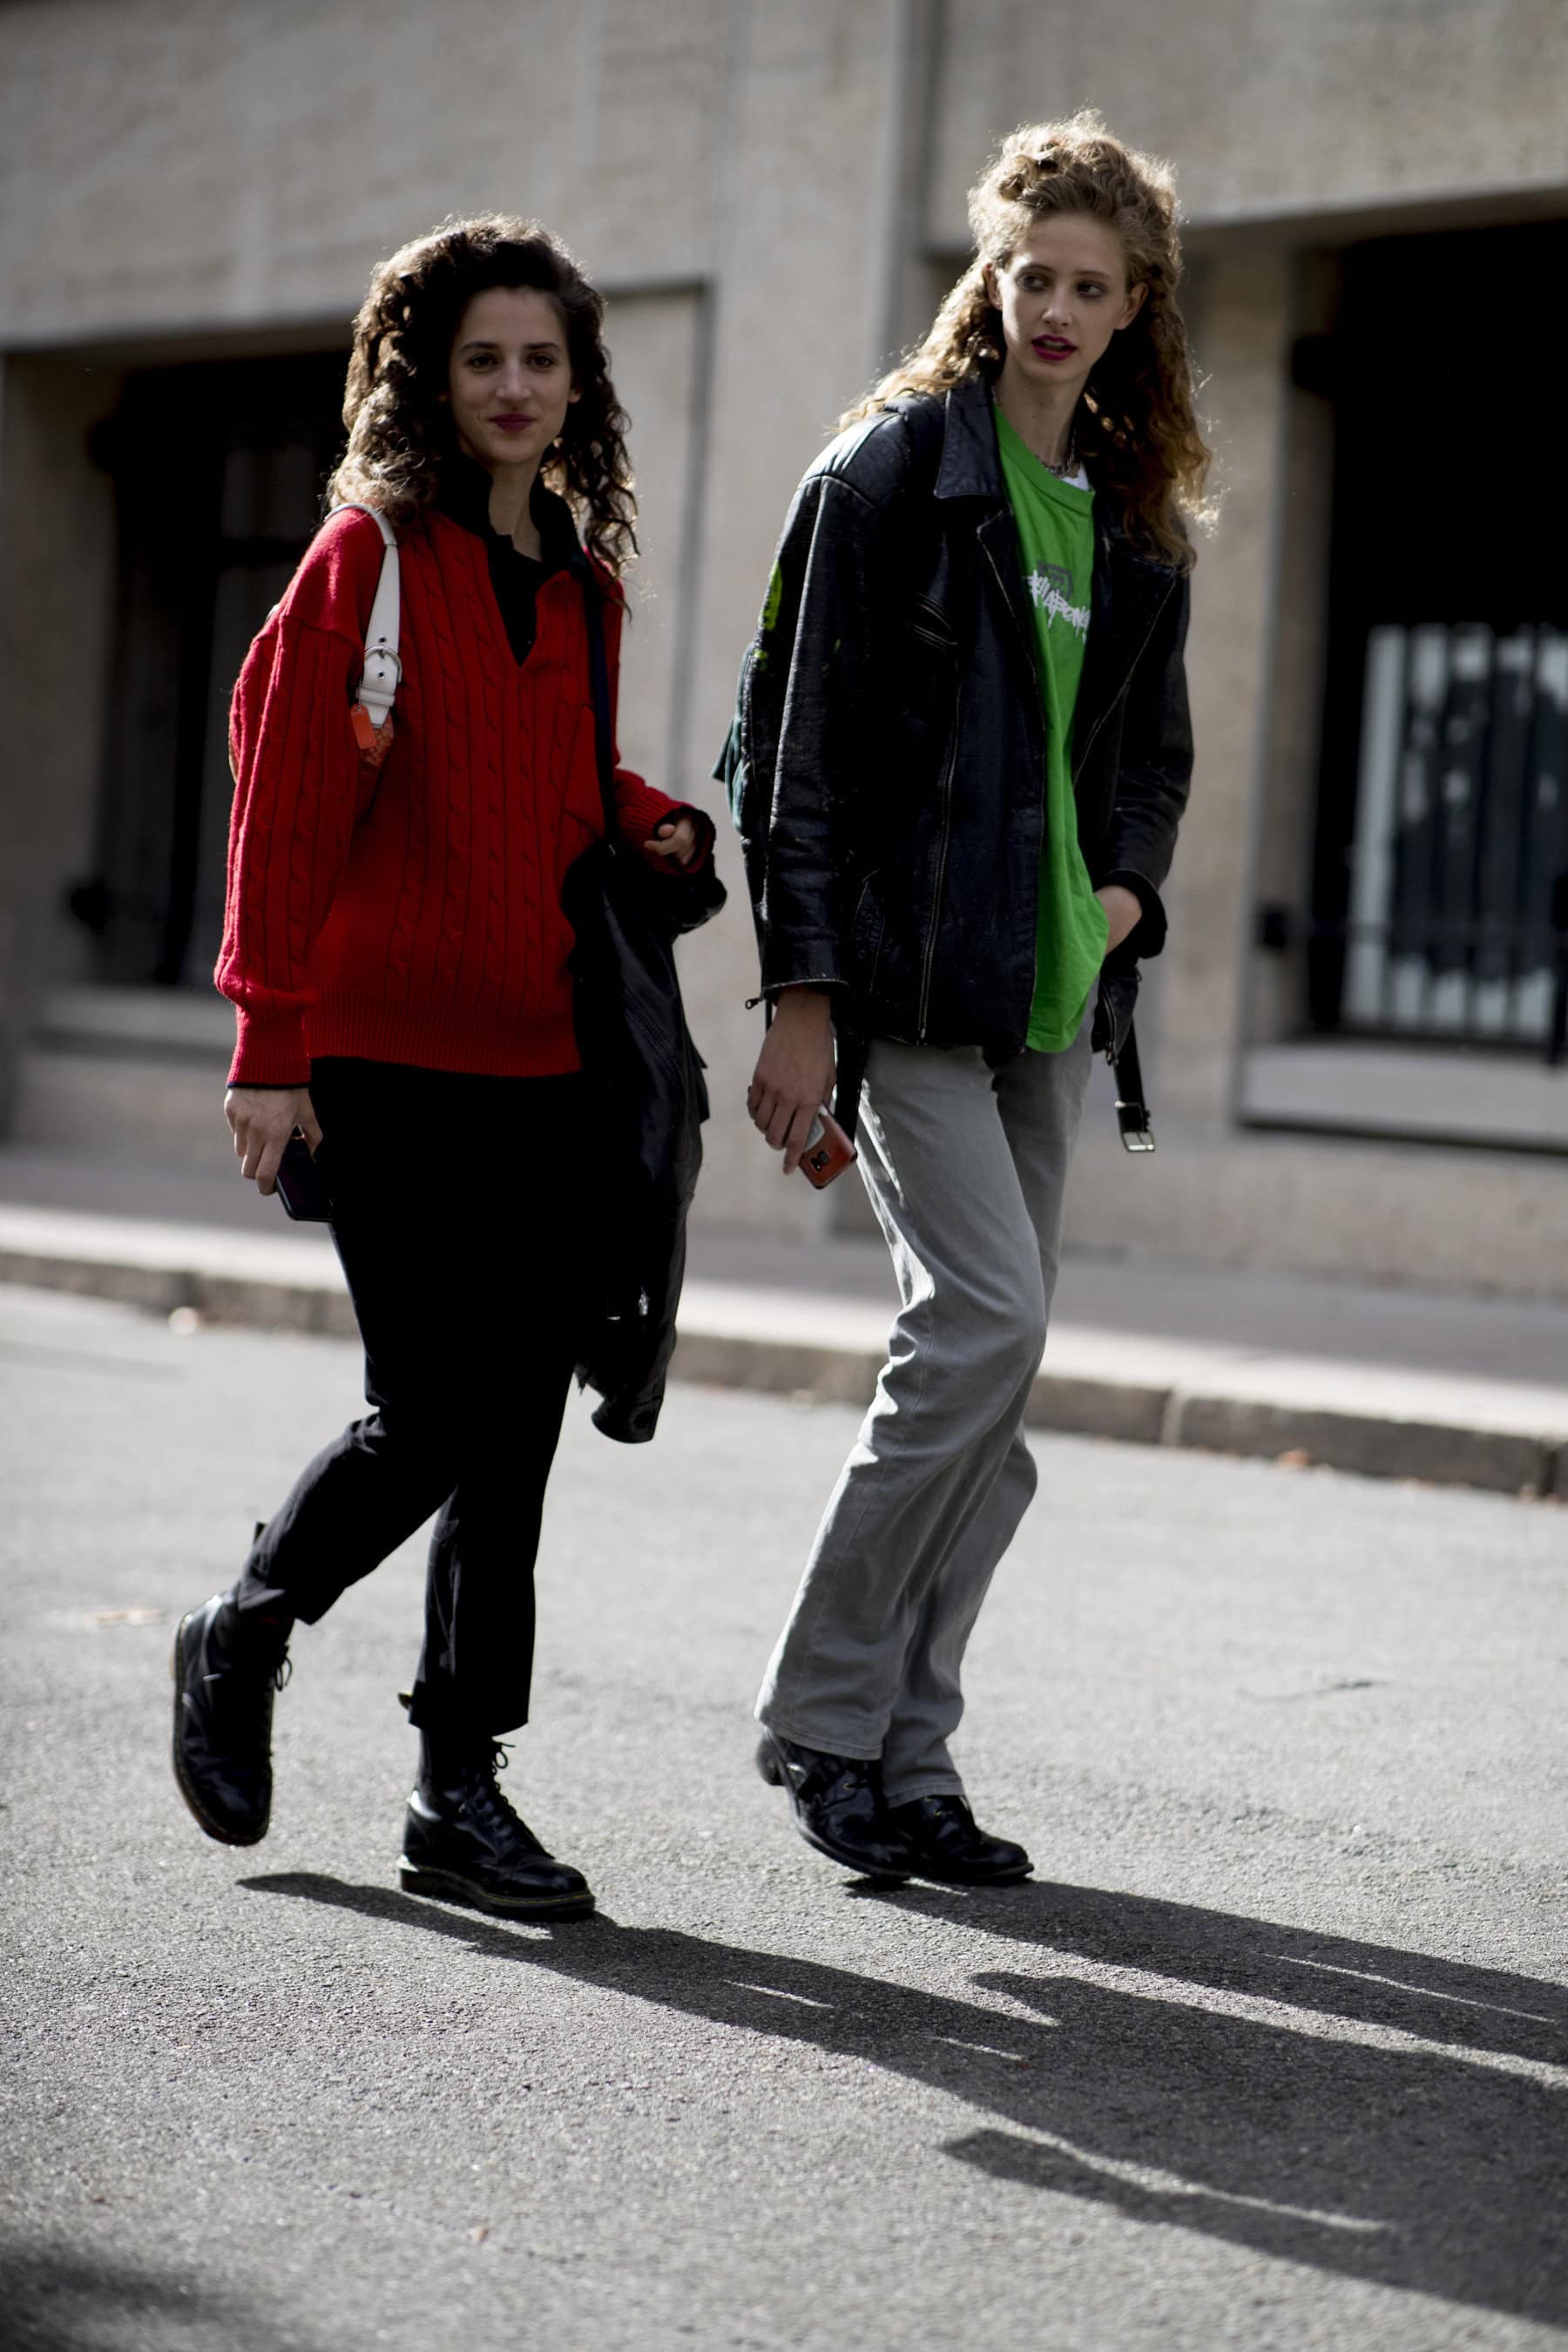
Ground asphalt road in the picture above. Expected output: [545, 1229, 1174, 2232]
[2, 1283, 1565, 2352]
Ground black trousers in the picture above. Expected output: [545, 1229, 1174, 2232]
[234, 1058, 591, 1737]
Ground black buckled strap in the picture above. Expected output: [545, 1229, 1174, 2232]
[1112, 1017, 1155, 1153]
[580, 576, 619, 833]
[830, 1025, 870, 1150]
[828, 1018, 1152, 1155]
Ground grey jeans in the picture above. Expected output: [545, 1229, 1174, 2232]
[756, 1019, 1092, 1804]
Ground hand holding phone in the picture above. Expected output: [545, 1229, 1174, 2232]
[747, 989, 839, 1173]
[274, 1132, 333, 1222]
[799, 1107, 856, 1189]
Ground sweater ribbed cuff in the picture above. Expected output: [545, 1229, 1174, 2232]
[227, 1005, 311, 1088]
[614, 779, 684, 848]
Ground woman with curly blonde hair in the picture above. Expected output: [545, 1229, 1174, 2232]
[732, 114, 1210, 1884]
[172, 216, 713, 1918]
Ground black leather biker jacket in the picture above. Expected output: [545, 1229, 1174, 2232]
[720, 375, 1193, 1073]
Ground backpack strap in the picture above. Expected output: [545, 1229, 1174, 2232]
[330, 503, 400, 755]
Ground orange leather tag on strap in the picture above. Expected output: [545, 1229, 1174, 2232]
[350, 704, 395, 768]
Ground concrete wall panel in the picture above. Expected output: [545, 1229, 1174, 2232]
[597, 287, 704, 796]
[929, 0, 1568, 248]
[0, 0, 734, 345]
[1156, 252, 1292, 1120]
[0, 355, 123, 1120]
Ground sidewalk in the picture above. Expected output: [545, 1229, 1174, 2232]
[2, 1144, 1565, 1498]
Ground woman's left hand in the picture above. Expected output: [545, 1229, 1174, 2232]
[642, 814, 701, 871]
[1096, 883, 1142, 956]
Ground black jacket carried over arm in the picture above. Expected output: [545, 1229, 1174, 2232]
[719, 375, 1193, 1099]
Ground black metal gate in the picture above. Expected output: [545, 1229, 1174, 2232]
[1341, 623, 1568, 1058]
[1306, 220, 1568, 1068]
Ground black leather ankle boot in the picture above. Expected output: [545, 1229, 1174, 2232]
[885, 1793, 1031, 1884]
[171, 1592, 293, 1846]
[401, 1734, 595, 1919]
[756, 1728, 915, 1881]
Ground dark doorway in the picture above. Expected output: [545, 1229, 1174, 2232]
[1308, 220, 1568, 1058]
[80, 349, 348, 989]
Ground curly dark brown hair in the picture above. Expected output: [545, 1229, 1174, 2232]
[847, 112, 1213, 567]
[327, 214, 638, 577]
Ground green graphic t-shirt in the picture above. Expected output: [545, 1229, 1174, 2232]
[994, 404, 1107, 1051]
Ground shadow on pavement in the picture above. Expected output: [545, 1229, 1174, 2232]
[882, 1877, 1568, 2069]
[243, 1870, 1567, 2329]
[0, 2238, 326, 2352]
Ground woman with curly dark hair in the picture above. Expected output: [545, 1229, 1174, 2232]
[171, 216, 712, 1919]
[731, 115, 1211, 1884]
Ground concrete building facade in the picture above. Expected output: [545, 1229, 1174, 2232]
[3, 0, 1565, 1294]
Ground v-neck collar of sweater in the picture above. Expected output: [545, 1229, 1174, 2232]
[435, 455, 588, 666]
[436, 454, 583, 577]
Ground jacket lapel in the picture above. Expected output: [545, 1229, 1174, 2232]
[1071, 515, 1174, 781]
[976, 506, 1043, 682]
[936, 383, 1050, 686]
[933, 378, 1176, 760]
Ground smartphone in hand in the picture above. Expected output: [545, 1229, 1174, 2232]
[799, 1108, 856, 1190]
[274, 1132, 332, 1222]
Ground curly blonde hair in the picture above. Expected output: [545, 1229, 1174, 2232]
[327, 214, 638, 577]
[848, 112, 1213, 566]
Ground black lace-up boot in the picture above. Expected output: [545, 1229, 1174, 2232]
[171, 1592, 293, 1846]
[885, 1793, 1031, 1885]
[755, 1729, 916, 1881]
[401, 1733, 596, 1919]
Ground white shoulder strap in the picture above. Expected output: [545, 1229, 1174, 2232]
[331, 503, 400, 726]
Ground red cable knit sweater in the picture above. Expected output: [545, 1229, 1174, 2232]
[217, 505, 684, 1085]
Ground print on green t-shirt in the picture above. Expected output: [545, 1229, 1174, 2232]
[994, 402, 1107, 1052]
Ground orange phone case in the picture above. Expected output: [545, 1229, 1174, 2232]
[800, 1108, 857, 1189]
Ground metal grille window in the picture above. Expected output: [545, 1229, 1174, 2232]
[79, 351, 346, 989]
[1299, 223, 1568, 1096]
[1343, 624, 1568, 1056]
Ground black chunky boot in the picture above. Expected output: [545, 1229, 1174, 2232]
[401, 1734, 596, 1920]
[756, 1728, 915, 1882]
[171, 1592, 293, 1846]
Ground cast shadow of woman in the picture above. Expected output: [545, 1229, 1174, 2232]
[244, 1870, 1565, 2330]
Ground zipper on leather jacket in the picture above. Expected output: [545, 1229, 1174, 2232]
[981, 537, 1041, 679]
[916, 721, 959, 1037]
[1071, 580, 1174, 791]
[977, 534, 1053, 1047]
[910, 595, 954, 653]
